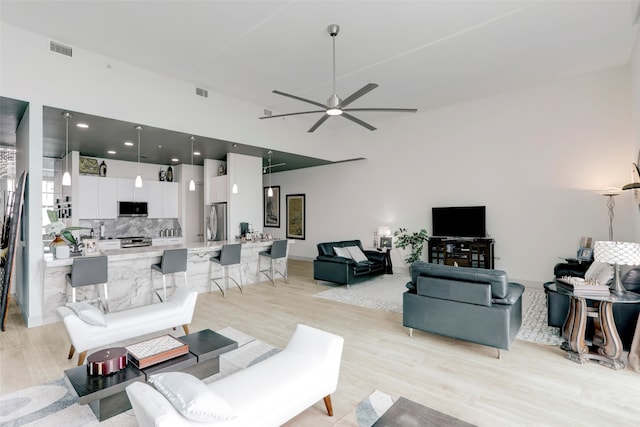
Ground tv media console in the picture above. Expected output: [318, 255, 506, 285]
[427, 238, 494, 269]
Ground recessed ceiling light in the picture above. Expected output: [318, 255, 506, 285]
[124, 141, 134, 146]
[193, 151, 201, 156]
[107, 150, 116, 154]
[76, 123, 89, 128]
[171, 158, 179, 162]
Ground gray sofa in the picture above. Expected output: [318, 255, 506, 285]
[403, 262, 524, 354]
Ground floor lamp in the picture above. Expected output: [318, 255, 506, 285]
[599, 187, 621, 241]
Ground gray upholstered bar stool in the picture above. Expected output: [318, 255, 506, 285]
[258, 239, 288, 286]
[209, 243, 243, 297]
[66, 255, 109, 313]
[151, 248, 188, 302]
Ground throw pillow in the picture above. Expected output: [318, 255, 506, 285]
[68, 302, 107, 327]
[346, 246, 368, 263]
[333, 247, 352, 259]
[584, 261, 614, 285]
[148, 372, 234, 422]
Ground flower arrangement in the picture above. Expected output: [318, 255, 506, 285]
[44, 210, 89, 245]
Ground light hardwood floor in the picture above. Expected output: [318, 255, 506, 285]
[1, 260, 639, 426]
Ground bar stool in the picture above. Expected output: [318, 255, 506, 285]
[209, 243, 243, 297]
[258, 239, 288, 286]
[151, 248, 188, 302]
[66, 255, 109, 313]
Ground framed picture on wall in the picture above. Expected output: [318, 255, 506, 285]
[286, 194, 305, 240]
[264, 186, 280, 228]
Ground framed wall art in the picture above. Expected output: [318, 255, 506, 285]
[286, 194, 305, 240]
[264, 186, 280, 228]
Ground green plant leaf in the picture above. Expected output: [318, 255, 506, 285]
[46, 210, 58, 223]
[60, 230, 76, 245]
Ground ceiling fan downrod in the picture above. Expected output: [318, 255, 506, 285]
[327, 24, 342, 113]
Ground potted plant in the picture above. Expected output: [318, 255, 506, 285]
[394, 227, 429, 264]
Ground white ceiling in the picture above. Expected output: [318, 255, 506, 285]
[1, 0, 639, 158]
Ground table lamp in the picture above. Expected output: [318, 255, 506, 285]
[593, 241, 640, 294]
[377, 226, 392, 249]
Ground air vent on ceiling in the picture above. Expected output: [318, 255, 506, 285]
[49, 41, 73, 57]
[195, 87, 208, 98]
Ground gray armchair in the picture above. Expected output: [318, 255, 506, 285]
[403, 262, 524, 355]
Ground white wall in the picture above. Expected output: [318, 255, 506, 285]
[270, 66, 634, 282]
[630, 28, 640, 241]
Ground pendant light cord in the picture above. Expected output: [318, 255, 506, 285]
[65, 114, 69, 174]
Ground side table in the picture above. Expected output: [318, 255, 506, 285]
[377, 248, 393, 274]
[547, 282, 640, 370]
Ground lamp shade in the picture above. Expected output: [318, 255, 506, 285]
[594, 241, 640, 266]
[377, 226, 391, 237]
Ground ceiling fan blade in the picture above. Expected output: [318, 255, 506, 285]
[272, 90, 328, 109]
[308, 114, 330, 133]
[339, 83, 378, 108]
[341, 112, 376, 131]
[259, 110, 326, 119]
[344, 108, 418, 113]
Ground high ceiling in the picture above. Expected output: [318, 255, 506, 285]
[1, 1, 639, 167]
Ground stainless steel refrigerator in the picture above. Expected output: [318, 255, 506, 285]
[207, 202, 227, 241]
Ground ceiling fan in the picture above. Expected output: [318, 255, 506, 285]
[259, 24, 417, 133]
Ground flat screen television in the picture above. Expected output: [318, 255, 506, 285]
[432, 206, 486, 238]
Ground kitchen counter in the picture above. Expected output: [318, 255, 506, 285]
[42, 239, 290, 325]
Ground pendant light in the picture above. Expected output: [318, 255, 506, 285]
[231, 143, 238, 194]
[135, 125, 143, 188]
[62, 112, 72, 186]
[267, 150, 273, 197]
[188, 136, 196, 191]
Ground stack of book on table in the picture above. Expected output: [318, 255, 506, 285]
[556, 277, 611, 297]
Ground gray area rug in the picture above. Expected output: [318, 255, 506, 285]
[313, 274, 563, 346]
[0, 327, 277, 426]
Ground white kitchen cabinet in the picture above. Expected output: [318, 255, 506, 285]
[117, 178, 148, 202]
[147, 181, 178, 218]
[77, 176, 117, 219]
[152, 237, 184, 246]
[98, 239, 121, 250]
[210, 175, 228, 203]
[163, 182, 179, 218]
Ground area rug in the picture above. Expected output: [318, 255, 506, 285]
[333, 390, 475, 427]
[313, 274, 563, 346]
[0, 327, 278, 426]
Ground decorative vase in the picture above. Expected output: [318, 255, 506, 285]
[167, 166, 173, 182]
[49, 234, 68, 258]
[99, 161, 107, 177]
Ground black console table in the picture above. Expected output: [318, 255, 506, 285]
[427, 238, 494, 269]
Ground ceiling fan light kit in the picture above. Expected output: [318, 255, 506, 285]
[259, 24, 417, 132]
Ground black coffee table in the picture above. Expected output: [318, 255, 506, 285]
[64, 363, 144, 421]
[178, 328, 238, 379]
[64, 329, 238, 421]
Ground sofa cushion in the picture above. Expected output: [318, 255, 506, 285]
[417, 276, 492, 306]
[148, 372, 234, 422]
[68, 302, 106, 327]
[333, 247, 352, 259]
[346, 246, 368, 263]
[317, 240, 363, 257]
[410, 262, 509, 298]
